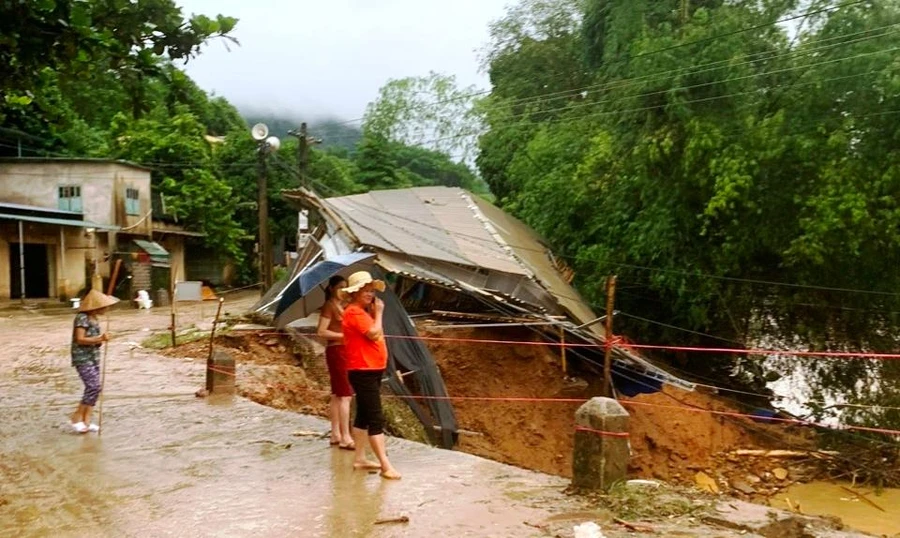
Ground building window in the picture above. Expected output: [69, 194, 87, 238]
[58, 185, 83, 212]
[125, 187, 140, 216]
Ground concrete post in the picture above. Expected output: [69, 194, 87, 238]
[572, 397, 630, 491]
[208, 350, 235, 395]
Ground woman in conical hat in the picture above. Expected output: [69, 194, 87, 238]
[69, 289, 118, 434]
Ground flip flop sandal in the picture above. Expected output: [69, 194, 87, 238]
[339, 443, 356, 451]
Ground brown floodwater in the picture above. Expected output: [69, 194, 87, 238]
[771, 482, 900, 537]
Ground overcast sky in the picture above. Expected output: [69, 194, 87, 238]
[176, 0, 510, 122]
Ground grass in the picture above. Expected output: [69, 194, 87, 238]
[584, 482, 711, 521]
[382, 395, 430, 444]
[141, 329, 214, 350]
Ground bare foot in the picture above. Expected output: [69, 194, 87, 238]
[353, 460, 381, 470]
[380, 468, 402, 480]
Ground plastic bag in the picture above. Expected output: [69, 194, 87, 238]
[573, 521, 606, 538]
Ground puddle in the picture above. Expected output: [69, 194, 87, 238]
[771, 481, 900, 536]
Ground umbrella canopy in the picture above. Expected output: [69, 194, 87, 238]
[274, 252, 376, 328]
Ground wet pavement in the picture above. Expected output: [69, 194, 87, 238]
[0, 295, 877, 538]
[0, 296, 571, 538]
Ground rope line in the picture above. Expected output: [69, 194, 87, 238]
[205, 366, 900, 438]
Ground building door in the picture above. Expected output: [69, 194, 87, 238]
[9, 243, 50, 299]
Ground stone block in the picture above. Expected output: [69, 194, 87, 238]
[572, 397, 630, 491]
[208, 349, 235, 395]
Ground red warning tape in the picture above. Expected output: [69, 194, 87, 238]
[207, 365, 900, 438]
[574, 426, 630, 438]
[381, 334, 900, 360]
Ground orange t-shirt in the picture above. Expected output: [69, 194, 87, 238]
[341, 304, 388, 370]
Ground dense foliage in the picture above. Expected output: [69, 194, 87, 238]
[477, 0, 900, 429]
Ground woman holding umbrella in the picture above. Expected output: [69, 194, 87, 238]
[341, 271, 401, 479]
[70, 289, 118, 433]
[316, 275, 354, 449]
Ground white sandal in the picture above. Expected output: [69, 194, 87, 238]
[71, 422, 88, 433]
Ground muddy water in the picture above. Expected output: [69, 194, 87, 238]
[771, 482, 900, 536]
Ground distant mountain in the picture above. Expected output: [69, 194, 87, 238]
[242, 114, 363, 154]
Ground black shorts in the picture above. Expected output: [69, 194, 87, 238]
[348, 369, 385, 436]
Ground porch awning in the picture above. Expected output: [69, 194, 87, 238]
[133, 239, 170, 266]
[0, 212, 120, 231]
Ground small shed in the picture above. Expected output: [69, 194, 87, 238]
[126, 239, 171, 300]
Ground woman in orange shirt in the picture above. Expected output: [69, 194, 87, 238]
[340, 271, 401, 480]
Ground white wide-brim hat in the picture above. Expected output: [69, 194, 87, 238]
[341, 271, 386, 294]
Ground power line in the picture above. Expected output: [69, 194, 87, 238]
[318, 21, 900, 145]
[611, 262, 900, 298]
[321, 0, 871, 130]
[616, 310, 746, 345]
[8, 127, 900, 302]
[290, 148, 900, 301]
[320, 59, 891, 149]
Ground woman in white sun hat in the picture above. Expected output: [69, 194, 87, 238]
[69, 288, 118, 433]
[340, 270, 401, 480]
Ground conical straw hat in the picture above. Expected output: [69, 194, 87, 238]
[79, 289, 120, 312]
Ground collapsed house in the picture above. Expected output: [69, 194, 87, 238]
[258, 186, 695, 448]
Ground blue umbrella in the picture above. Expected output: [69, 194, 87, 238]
[274, 252, 376, 328]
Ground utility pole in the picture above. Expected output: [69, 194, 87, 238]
[298, 122, 309, 189]
[603, 275, 617, 397]
[288, 122, 321, 189]
[257, 149, 272, 292]
[250, 123, 279, 294]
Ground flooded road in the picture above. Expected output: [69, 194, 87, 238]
[772, 482, 900, 537]
[0, 296, 878, 538]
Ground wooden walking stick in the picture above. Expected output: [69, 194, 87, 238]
[98, 316, 111, 435]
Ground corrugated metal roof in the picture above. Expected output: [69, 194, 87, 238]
[133, 239, 170, 265]
[323, 188, 526, 274]
[0, 213, 119, 231]
[0, 202, 84, 218]
[469, 195, 604, 338]
[318, 187, 601, 330]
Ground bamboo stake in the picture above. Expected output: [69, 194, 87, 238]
[603, 275, 617, 397]
[97, 316, 111, 435]
[169, 261, 178, 347]
[560, 326, 567, 375]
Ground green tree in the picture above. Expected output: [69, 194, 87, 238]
[363, 72, 481, 159]
[355, 133, 406, 190]
[0, 0, 236, 103]
[478, 0, 900, 431]
[110, 111, 245, 262]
